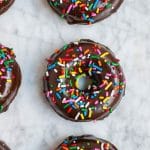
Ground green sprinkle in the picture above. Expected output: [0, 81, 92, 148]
[0, 104, 3, 112]
[64, 103, 70, 109]
[109, 108, 113, 113]
[106, 3, 112, 9]
[63, 44, 68, 50]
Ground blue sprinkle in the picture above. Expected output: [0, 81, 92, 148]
[88, 18, 95, 23]
[82, 13, 87, 20]
[93, 64, 103, 71]
[93, 0, 100, 10]
[7, 68, 12, 71]
[48, 63, 56, 70]
[56, 92, 61, 99]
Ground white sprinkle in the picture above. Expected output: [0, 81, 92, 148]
[75, 97, 81, 102]
[46, 71, 49, 76]
[54, 69, 58, 73]
[75, 112, 80, 120]
[85, 102, 90, 108]
[58, 62, 65, 67]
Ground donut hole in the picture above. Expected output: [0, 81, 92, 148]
[75, 74, 93, 91]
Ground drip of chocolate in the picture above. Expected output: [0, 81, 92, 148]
[47, 0, 123, 24]
[56, 135, 117, 150]
[43, 39, 125, 122]
[0, 0, 14, 15]
[0, 141, 11, 150]
[0, 44, 21, 113]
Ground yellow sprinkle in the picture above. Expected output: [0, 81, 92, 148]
[105, 82, 113, 90]
[78, 67, 82, 73]
[75, 1, 81, 5]
[103, 97, 110, 103]
[100, 52, 109, 58]
[71, 71, 77, 75]
[88, 108, 92, 118]
[0, 71, 2, 76]
[96, 140, 100, 144]
[59, 75, 65, 79]
[103, 106, 108, 110]
[80, 113, 85, 120]
[89, 68, 92, 72]
[96, 8, 99, 13]
[99, 96, 104, 100]
[7, 79, 12, 83]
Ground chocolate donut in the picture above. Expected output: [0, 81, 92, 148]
[43, 39, 125, 121]
[0, 0, 14, 15]
[56, 135, 117, 150]
[47, 0, 123, 24]
[0, 141, 10, 150]
[0, 44, 21, 113]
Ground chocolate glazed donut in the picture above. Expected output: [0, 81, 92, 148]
[0, 0, 14, 15]
[56, 135, 117, 150]
[43, 39, 125, 122]
[47, 0, 123, 24]
[0, 141, 10, 150]
[0, 44, 21, 113]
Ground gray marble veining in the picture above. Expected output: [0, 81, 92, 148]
[0, 0, 150, 149]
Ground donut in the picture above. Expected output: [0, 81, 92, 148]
[47, 0, 123, 24]
[0, 44, 21, 113]
[56, 135, 117, 150]
[0, 0, 14, 15]
[43, 39, 125, 121]
[0, 141, 10, 150]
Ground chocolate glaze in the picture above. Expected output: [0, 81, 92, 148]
[0, 141, 10, 150]
[47, 0, 123, 24]
[56, 135, 117, 150]
[43, 39, 125, 122]
[0, 0, 14, 15]
[0, 44, 21, 113]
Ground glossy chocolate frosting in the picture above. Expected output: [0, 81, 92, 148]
[0, 141, 10, 150]
[0, 44, 21, 113]
[47, 0, 123, 24]
[56, 135, 117, 150]
[0, 0, 14, 15]
[43, 39, 125, 122]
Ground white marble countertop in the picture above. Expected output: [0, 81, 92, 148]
[0, 0, 150, 149]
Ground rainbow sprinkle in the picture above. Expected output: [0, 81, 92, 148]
[44, 39, 125, 121]
[56, 135, 117, 150]
[48, 0, 114, 24]
[0, 44, 16, 112]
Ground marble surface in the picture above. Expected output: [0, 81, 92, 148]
[0, 0, 150, 149]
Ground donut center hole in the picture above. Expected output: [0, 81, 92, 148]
[75, 74, 93, 90]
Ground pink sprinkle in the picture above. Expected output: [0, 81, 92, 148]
[67, 4, 73, 14]
[91, 12, 96, 16]
[95, 100, 99, 105]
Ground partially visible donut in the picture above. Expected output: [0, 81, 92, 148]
[0, 141, 10, 150]
[43, 39, 125, 121]
[0, 44, 21, 113]
[0, 0, 14, 15]
[56, 135, 117, 150]
[47, 0, 123, 24]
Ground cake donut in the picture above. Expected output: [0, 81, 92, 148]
[0, 0, 14, 15]
[56, 135, 117, 150]
[0, 141, 10, 150]
[47, 0, 123, 24]
[0, 44, 21, 113]
[43, 39, 125, 121]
